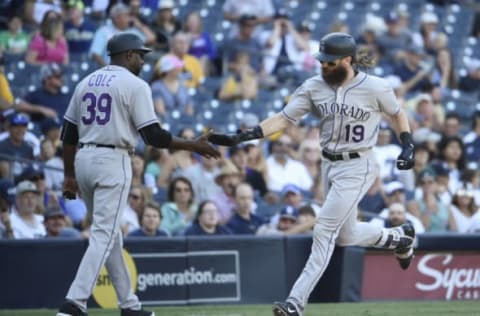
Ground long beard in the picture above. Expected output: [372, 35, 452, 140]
[322, 65, 348, 86]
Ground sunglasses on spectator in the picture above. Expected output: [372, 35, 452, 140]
[129, 194, 141, 200]
[175, 187, 191, 193]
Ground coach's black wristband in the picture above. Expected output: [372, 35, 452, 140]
[399, 132, 414, 147]
[238, 125, 264, 142]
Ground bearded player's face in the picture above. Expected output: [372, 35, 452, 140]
[321, 58, 349, 86]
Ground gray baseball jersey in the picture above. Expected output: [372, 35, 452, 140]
[282, 71, 400, 152]
[64, 65, 159, 148]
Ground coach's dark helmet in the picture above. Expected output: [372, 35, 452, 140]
[315, 32, 356, 62]
[107, 32, 152, 56]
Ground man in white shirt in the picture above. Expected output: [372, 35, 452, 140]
[266, 134, 312, 192]
[10, 180, 46, 239]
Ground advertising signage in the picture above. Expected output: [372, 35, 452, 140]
[362, 252, 480, 301]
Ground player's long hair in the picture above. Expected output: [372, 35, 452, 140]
[353, 46, 376, 69]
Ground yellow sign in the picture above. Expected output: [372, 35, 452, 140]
[92, 249, 137, 308]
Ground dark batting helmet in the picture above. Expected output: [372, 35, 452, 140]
[316, 32, 356, 62]
[107, 32, 152, 56]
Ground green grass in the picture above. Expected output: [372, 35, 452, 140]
[1, 301, 479, 316]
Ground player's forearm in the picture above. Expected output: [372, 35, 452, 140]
[62, 144, 77, 177]
[260, 112, 291, 136]
[391, 109, 411, 136]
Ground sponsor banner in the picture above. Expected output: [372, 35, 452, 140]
[93, 250, 240, 307]
[362, 252, 480, 301]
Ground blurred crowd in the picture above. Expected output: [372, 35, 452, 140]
[1, 0, 480, 240]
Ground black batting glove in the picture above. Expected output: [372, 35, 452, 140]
[397, 132, 415, 170]
[208, 126, 264, 147]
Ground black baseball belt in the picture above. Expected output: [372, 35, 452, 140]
[322, 149, 360, 161]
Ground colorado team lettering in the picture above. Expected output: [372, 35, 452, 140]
[314, 102, 371, 121]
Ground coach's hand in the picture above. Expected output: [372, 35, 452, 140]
[63, 175, 78, 200]
[208, 126, 264, 147]
[397, 132, 415, 170]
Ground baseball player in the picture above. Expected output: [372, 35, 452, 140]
[57, 32, 220, 316]
[208, 32, 416, 316]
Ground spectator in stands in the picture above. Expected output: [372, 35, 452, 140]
[369, 181, 425, 233]
[179, 154, 221, 204]
[151, 54, 193, 117]
[458, 58, 480, 92]
[441, 113, 461, 139]
[257, 205, 298, 235]
[437, 136, 466, 191]
[260, 9, 309, 84]
[393, 44, 433, 95]
[128, 201, 168, 237]
[226, 182, 265, 234]
[26, 10, 69, 65]
[281, 184, 304, 210]
[413, 143, 432, 180]
[184, 200, 232, 236]
[222, 15, 263, 74]
[121, 185, 149, 235]
[41, 117, 62, 150]
[183, 11, 217, 76]
[169, 31, 205, 89]
[130, 152, 155, 190]
[218, 51, 258, 101]
[43, 207, 81, 238]
[128, 0, 150, 25]
[412, 11, 440, 54]
[377, 11, 411, 65]
[229, 145, 268, 198]
[19, 166, 60, 214]
[0, 15, 31, 55]
[0, 179, 15, 238]
[450, 187, 479, 233]
[0, 113, 34, 178]
[464, 111, 480, 163]
[64, 0, 96, 56]
[431, 32, 456, 90]
[222, 0, 274, 39]
[298, 139, 321, 181]
[39, 138, 63, 191]
[378, 202, 409, 228]
[211, 160, 243, 223]
[296, 21, 320, 72]
[89, 3, 155, 67]
[160, 176, 197, 235]
[17, 63, 71, 124]
[10, 180, 45, 238]
[416, 169, 457, 233]
[266, 133, 312, 192]
[151, 0, 181, 52]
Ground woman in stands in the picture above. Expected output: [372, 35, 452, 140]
[450, 187, 479, 233]
[26, 10, 69, 65]
[184, 200, 232, 236]
[160, 176, 197, 235]
[183, 11, 217, 75]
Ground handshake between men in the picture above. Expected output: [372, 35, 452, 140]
[208, 126, 264, 147]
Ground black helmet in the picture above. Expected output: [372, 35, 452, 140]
[316, 32, 356, 62]
[107, 32, 152, 56]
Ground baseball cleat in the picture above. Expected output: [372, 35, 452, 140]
[121, 308, 155, 316]
[56, 301, 87, 316]
[394, 223, 415, 270]
[272, 301, 300, 316]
